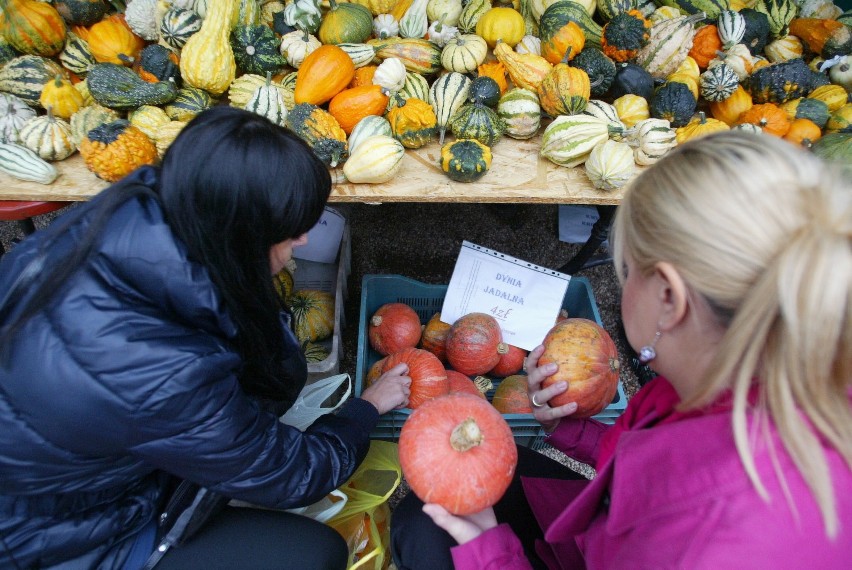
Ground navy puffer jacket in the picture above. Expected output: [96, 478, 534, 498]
[0, 176, 377, 568]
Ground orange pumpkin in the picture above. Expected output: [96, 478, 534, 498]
[737, 102, 791, 136]
[709, 84, 753, 125]
[420, 312, 452, 363]
[445, 312, 504, 376]
[294, 44, 355, 105]
[368, 302, 422, 356]
[477, 61, 508, 94]
[538, 318, 620, 418]
[382, 347, 449, 408]
[541, 20, 585, 65]
[83, 14, 144, 65]
[446, 370, 487, 399]
[688, 24, 722, 69]
[489, 343, 527, 377]
[328, 85, 390, 134]
[783, 117, 822, 147]
[0, 0, 67, 57]
[491, 374, 532, 414]
[399, 393, 518, 515]
[349, 65, 378, 88]
[788, 17, 847, 56]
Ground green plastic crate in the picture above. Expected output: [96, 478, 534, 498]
[355, 275, 627, 447]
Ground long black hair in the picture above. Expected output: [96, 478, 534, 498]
[0, 106, 331, 402]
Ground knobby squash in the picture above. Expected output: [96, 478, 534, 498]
[79, 119, 158, 182]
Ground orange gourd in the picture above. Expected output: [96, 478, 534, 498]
[445, 312, 504, 376]
[538, 318, 620, 418]
[368, 302, 422, 356]
[399, 393, 518, 515]
[788, 17, 847, 56]
[688, 24, 722, 69]
[0, 0, 67, 57]
[420, 312, 452, 363]
[783, 117, 822, 147]
[328, 85, 390, 134]
[294, 44, 355, 105]
[446, 370, 487, 399]
[83, 14, 145, 65]
[489, 343, 527, 378]
[477, 61, 508, 94]
[491, 374, 532, 414]
[737, 103, 791, 136]
[541, 21, 585, 65]
[709, 84, 753, 125]
[349, 65, 378, 88]
[382, 347, 449, 409]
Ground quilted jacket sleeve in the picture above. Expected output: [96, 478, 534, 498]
[545, 418, 609, 466]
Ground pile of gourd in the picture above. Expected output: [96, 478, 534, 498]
[0, 0, 850, 191]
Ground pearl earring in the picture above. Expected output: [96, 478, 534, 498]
[638, 331, 662, 364]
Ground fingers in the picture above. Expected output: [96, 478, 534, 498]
[383, 362, 409, 377]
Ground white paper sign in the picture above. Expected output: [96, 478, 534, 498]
[441, 242, 571, 351]
[293, 207, 345, 263]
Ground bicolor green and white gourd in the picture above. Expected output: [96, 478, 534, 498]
[583, 99, 627, 139]
[348, 115, 393, 154]
[0, 37, 18, 68]
[397, 72, 431, 104]
[302, 341, 331, 363]
[497, 87, 541, 139]
[59, 33, 96, 76]
[164, 87, 215, 122]
[717, 10, 745, 49]
[0, 93, 37, 144]
[427, 0, 464, 26]
[450, 103, 506, 147]
[0, 142, 58, 184]
[373, 14, 399, 40]
[540, 114, 612, 167]
[343, 134, 405, 183]
[430, 72, 472, 144]
[584, 139, 635, 191]
[699, 63, 739, 101]
[231, 24, 286, 75]
[245, 73, 288, 126]
[338, 43, 377, 68]
[441, 34, 489, 73]
[427, 15, 460, 48]
[159, 8, 203, 50]
[399, 0, 429, 39]
[635, 12, 707, 79]
[458, 0, 490, 34]
[279, 30, 321, 69]
[283, 0, 323, 34]
[228, 73, 294, 110]
[18, 109, 76, 161]
[655, 0, 728, 20]
[0, 55, 68, 108]
[597, 0, 640, 22]
[628, 117, 677, 165]
[538, 1, 603, 49]
[754, 0, 797, 40]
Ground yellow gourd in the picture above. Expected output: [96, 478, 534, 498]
[475, 7, 526, 49]
[492, 40, 552, 91]
[179, 0, 236, 96]
[39, 75, 84, 120]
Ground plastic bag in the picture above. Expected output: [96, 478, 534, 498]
[327, 441, 402, 570]
[284, 488, 348, 523]
[279, 373, 351, 431]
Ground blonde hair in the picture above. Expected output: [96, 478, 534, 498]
[612, 131, 852, 538]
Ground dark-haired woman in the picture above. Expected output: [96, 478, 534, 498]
[0, 107, 411, 569]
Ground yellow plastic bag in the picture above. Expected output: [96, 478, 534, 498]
[327, 441, 401, 570]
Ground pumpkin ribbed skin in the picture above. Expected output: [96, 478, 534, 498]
[39, 75, 84, 120]
[369, 37, 443, 75]
[71, 103, 120, 145]
[537, 63, 591, 116]
[449, 104, 506, 147]
[491, 374, 532, 414]
[159, 8, 202, 50]
[540, 114, 611, 167]
[343, 134, 405, 183]
[286, 103, 348, 167]
[382, 347, 449, 408]
[369, 302, 423, 356]
[539, 318, 620, 418]
[430, 72, 471, 144]
[446, 370, 487, 399]
[419, 312, 452, 363]
[1, 0, 67, 57]
[231, 24, 286, 75]
[0, 141, 58, 184]
[319, 0, 374, 45]
[289, 289, 335, 343]
[445, 312, 504, 376]
[387, 97, 437, 149]
[0, 93, 37, 144]
[440, 138, 492, 182]
[399, 393, 517, 515]
[497, 87, 541, 139]
[19, 111, 76, 161]
[83, 14, 145, 66]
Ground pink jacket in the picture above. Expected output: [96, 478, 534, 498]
[451, 379, 852, 569]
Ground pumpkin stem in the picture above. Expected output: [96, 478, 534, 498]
[370, 315, 384, 326]
[450, 418, 484, 452]
[497, 343, 509, 355]
[473, 376, 493, 394]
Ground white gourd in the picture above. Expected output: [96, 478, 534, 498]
[497, 87, 541, 139]
[399, 0, 429, 39]
[514, 34, 541, 55]
[429, 72, 471, 143]
[584, 139, 635, 191]
[373, 14, 399, 39]
[426, 0, 463, 26]
[717, 10, 745, 50]
[125, 0, 161, 41]
[427, 18, 459, 47]
[18, 111, 76, 162]
[628, 118, 677, 166]
[373, 58, 408, 92]
[0, 93, 37, 144]
[343, 135, 405, 183]
[540, 114, 611, 167]
[348, 115, 393, 154]
[246, 74, 287, 126]
[583, 99, 626, 139]
[279, 31, 321, 68]
[0, 142, 58, 184]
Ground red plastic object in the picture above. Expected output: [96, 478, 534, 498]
[0, 201, 69, 221]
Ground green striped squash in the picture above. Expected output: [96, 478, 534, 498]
[656, 0, 729, 20]
[338, 43, 377, 68]
[458, 0, 491, 33]
[290, 289, 335, 343]
[754, 0, 797, 39]
[348, 114, 393, 154]
[0, 55, 68, 108]
[540, 114, 611, 167]
[583, 99, 626, 138]
[449, 103, 506, 147]
[342, 134, 405, 183]
[228, 73, 294, 110]
[302, 341, 331, 364]
[397, 72, 431, 103]
[165, 87, 215, 121]
[430, 72, 472, 144]
[497, 87, 541, 139]
[635, 13, 707, 79]
[0, 142, 58, 184]
[838, 10, 852, 27]
[59, 33, 96, 76]
[18, 111, 76, 162]
[0, 93, 37, 144]
[245, 74, 288, 126]
[159, 8, 203, 50]
[717, 10, 745, 49]
[231, 24, 286, 75]
[597, 0, 639, 22]
[539, 1, 603, 49]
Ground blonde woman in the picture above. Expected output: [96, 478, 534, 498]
[391, 131, 852, 569]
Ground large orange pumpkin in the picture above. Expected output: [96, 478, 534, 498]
[382, 347, 449, 408]
[419, 312, 451, 363]
[489, 343, 527, 378]
[368, 302, 422, 356]
[538, 318, 620, 418]
[445, 312, 504, 376]
[399, 393, 518, 515]
[491, 374, 532, 414]
[446, 370, 486, 399]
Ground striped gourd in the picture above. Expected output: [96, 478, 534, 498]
[754, 0, 797, 39]
[635, 12, 707, 79]
[538, 1, 603, 49]
[245, 73, 288, 126]
[497, 87, 541, 139]
[0, 55, 68, 107]
[0, 93, 38, 144]
[0, 142, 58, 184]
[397, 72, 431, 102]
[449, 103, 506, 147]
[629, 117, 677, 165]
[440, 34, 489, 73]
[458, 0, 491, 33]
[180, 0, 236, 96]
[159, 8, 202, 50]
[540, 114, 611, 167]
[290, 289, 335, 343]
[228, 73, 294, 109]
[368, 37, 442, 75]
[164, 87, 215, 121]
[717, 10, 745, 49]
[18, 111, 76, 161]
[583, 99, 626, 138]
[71, 104, 121, 145]
[430, 72, 471, 144]
[302, 342, 330, 364]
[656, 0, 729, 20]
[128, 105, 171, 140]
[59, 33, 96, 76]
[338, 43, 377, 68]
[584, 139, 635, 191]
[699, 63, 739, 101]
[597, 0, 640, 22]
[348, 115, 393, 154]
[342, 134, 405, 183]
[0, 37, 17, 67]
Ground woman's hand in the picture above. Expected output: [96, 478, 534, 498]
[359, 363, 411, 414]
[421, 504, 498, 545]
[525, 345, 578, 433]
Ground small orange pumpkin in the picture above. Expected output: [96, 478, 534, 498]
[382, 347, 449, 409]
[783, 117, 822, 147]
[419, 312, 452, 363]
[489, 343, 527, 378]
[368, 302, 422, 356]
[328, 85, 390, 134]
[294, 44, 355, 105]
[541, 20, 585, 65]
[737, 102, 791, 136]
[445, 312, 505, 376]
[446, 370, 487, 399]
[709, 84, 753, 125]
[491, 374, 533, 414]
[688, 24, 722, 69]
[82, 14, 145, 65]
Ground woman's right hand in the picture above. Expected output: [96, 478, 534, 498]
[359, 363, 411, 415]
[525, 345, 578, 433]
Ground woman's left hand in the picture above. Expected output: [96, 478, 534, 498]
[421, 504, 498, 545]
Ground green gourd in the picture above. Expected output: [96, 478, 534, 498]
[449, 103, 506, 147]
[231, 24, 286, 75]
[87, 63, 179, 110]
[0, 142, 58, 184]
[0, 55, 68, 107]
[440, 138, 492, 182]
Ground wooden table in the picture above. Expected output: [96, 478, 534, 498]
[0, 135, 626, 205]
